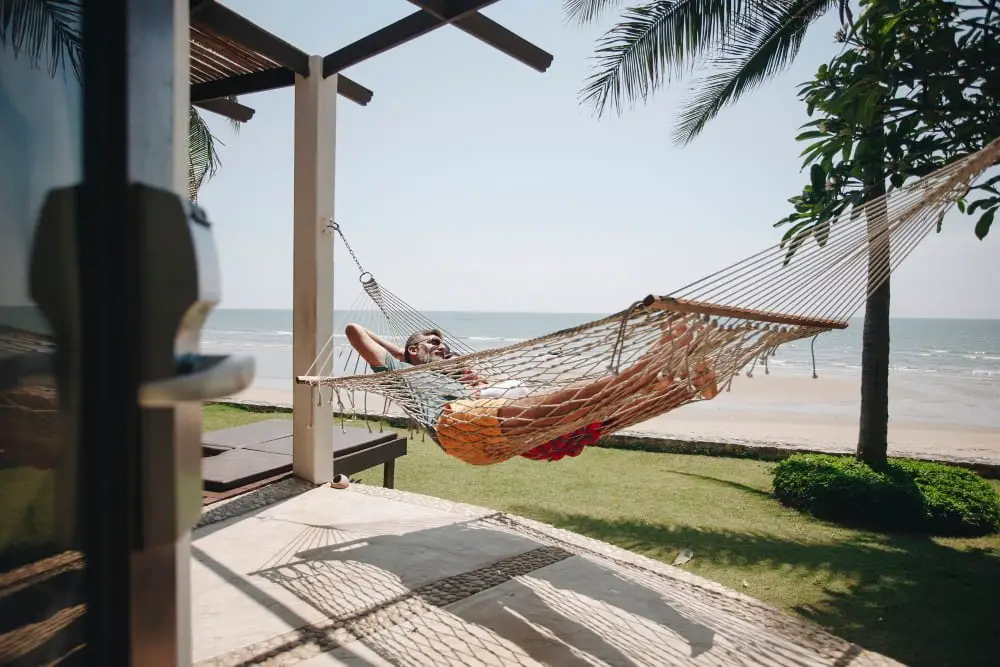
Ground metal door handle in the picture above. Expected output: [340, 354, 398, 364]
[138, 353, 255, 407]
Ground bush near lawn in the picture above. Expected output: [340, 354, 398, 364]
[773, 453, 1000, 536]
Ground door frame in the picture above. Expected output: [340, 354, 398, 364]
[78, 0, 190, 662]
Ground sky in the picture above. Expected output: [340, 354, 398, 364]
[196, 0, 998, 318]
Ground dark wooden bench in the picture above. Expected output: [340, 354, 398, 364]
[202, 420, 406, 493]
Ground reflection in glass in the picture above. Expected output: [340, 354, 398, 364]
[0, 0, 85, 663]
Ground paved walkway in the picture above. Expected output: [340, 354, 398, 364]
[192, 482, 901, 666]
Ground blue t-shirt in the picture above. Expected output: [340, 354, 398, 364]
[371, 354, 469, 426]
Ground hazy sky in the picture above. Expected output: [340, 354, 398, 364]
[197, 0, 998, 318]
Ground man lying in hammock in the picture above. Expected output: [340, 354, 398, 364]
[344, 322, 718, 465]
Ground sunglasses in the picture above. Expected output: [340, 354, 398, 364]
[418, 337, 443, 347]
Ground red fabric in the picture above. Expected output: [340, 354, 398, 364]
[520, 421, 605, 462]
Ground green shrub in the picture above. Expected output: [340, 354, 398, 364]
[772, 454, 1000, 536]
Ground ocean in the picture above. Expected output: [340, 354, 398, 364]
[200, 309, 1000, 429]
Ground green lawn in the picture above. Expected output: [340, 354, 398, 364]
[4, 403, 999, 666]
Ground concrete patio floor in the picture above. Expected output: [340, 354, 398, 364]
[191, 481, 901, 666]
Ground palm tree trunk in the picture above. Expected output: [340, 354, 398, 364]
[856, 123, 890, 468]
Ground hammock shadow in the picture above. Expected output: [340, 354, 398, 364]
[443, 554, 717, 665]
[510, 507, 1000, 667]
[247, 517, 722, 665]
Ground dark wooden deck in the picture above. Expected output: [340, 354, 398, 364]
[201, 420, 407, 505]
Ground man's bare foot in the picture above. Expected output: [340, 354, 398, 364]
[691, 360, 719, 399]
[650, 318, 718, 399]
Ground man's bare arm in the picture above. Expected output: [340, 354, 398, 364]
[345, 324, 405, 366]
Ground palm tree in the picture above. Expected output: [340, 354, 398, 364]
[566, 0, 851, 146]
[570, 0, 907, 468]
[0, 0, 239, 200]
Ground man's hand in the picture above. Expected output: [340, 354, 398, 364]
[459, 365, 488, 387]
[345, 324, 404, 367]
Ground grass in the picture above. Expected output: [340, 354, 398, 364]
[6, 403, 1000, 666]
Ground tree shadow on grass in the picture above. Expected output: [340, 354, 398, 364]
[667, 470, 774, 500]
[510, 505, 1000, 667]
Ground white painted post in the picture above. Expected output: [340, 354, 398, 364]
[292, 56, 336, 483]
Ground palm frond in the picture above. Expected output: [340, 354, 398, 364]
[579, 0, 782, 118]
[671, 0, 838, 146]
[189, 99, 249, 200]
[188, 106, 224, 202]
[0, 0, 83, 81]
[563, 0, 629, 26]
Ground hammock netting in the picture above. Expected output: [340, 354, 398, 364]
[298, 138, 1000, 465]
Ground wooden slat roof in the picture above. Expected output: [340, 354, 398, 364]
[188, 0, 552, 121]
[190, 21, 284, 87]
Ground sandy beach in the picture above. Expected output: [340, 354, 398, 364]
[228, 372, 1000, 464]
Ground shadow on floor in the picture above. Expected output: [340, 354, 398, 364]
[223, 515, 868, 666]
[509, 505, 1000, 667]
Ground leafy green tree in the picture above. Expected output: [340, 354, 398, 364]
[0, 0, 240, 200]
[776, 0, 1000, 465]
[566, 0, 851, 145]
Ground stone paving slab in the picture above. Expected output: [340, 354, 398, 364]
[192, 485, 903, 667]
[191, 486, 532, 663]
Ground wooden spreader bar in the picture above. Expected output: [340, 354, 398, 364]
[642, 295, 849, 330]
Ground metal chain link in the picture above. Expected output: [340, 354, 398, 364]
[326, 219, 367, 277]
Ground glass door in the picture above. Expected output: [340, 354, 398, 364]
[0, 0, 92, 662]
[0, 0, 235, 663]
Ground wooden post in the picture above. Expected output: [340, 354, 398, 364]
[292, 56, 336, 483]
